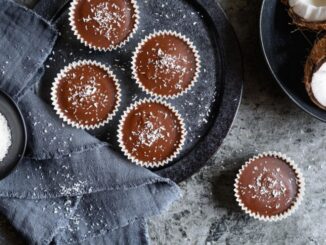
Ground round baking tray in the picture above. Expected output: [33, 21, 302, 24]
[260, 0, 325, 122]
[35, 0, 243, 182]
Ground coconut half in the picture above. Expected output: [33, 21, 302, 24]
[282, 0, 326, 31]
[304, 35, 326, 110]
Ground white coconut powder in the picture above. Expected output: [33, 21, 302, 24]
[0, 113, 12, 162]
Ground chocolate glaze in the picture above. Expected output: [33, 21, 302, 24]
[237, 156, 299, 216]
[56, 64, 118, 127]
[135, 34, 198, 96]
[122, 102, 183, 163]
[73, 0, 136, 49]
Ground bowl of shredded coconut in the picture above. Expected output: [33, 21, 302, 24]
[0, 90, 27, 179]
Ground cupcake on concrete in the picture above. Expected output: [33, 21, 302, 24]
[51, 60, 121, 129]
[132, 31, 201, 99]
[234, 152, 304, 221]
[118, 99, 186, 168]
[281, 0, 326, 31]
[69, 0, 139, 51]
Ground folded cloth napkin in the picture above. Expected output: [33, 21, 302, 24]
[0, 1, 181, 244]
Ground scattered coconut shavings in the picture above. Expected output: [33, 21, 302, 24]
[129, 109, 174, 156]
[25, 111, 76, 157]
[136, 35, 197, 95]
[0, 113, 12, 162]
[152, 49, 188, 83]
[76, 0, 136, 48]
[85, 2, 125, 42]
[133, 120, 166, 147]
[59, 180, 88, 196]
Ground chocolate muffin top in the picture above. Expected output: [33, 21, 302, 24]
[236, 155, 300, 217]
[70, 0, 138, 50]
[119, 100, 186, 166]
[133, 32, 200, 97]
[53, 62, 120, 128]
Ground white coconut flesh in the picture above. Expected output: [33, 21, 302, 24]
[289, 0, 326, 22]
[311, 62, 326, 107]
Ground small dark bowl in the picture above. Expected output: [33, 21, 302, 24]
[260, 0, 326, 121]
[0, 90, 27, 180]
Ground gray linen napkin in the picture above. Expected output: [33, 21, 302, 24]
[0, 0, 181, 244]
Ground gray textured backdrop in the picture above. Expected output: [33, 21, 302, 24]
[2, 0, 325, 244]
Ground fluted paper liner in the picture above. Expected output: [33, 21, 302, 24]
[118, 98, 187, 168]
[51, 60, 121, 130]
[131, 30, 201, 99]
[234, 152, 305, 222]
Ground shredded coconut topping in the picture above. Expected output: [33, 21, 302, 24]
[133, 120, 166, 147]
[125, 106, 182, 161]
[83, 2, 125, 42]
[247, 167, 288, 200]
[147, 47, 190, 90]
[59, 65, 114, 125]
[239, 162, 297, 213]
[155, 49, 187, 74]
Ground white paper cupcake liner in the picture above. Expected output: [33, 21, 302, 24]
[118, 98, 187, 168]
[131, 30, 201, 99]
[51, 60, 122, 130]
[234, 152, 305, 222]
[69, 0, 140, 52]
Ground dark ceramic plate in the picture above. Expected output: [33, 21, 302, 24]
[260, 0, 326, 121]
[0, 90, 27, 180]
[34, 0, 243, 182]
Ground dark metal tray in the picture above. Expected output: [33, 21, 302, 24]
[34, 0, 243, 182]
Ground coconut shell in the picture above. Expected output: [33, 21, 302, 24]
[281, 0, 326, 31]
[304, 35, 326, 110]
[281, 0, 289, 6]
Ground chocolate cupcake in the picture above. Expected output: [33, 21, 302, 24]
[132, 31, 201, 99]
[118, 99, 186, 168]
[51, 60, 121, 129]
[69, 0, 139, 51]
[234, 152, 304, 221]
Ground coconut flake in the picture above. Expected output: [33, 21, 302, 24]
[311, 62, 326, 107]
[0, 113, 12, 162]
[289, 0, 326, 22]
[86, 2, 124, 41]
